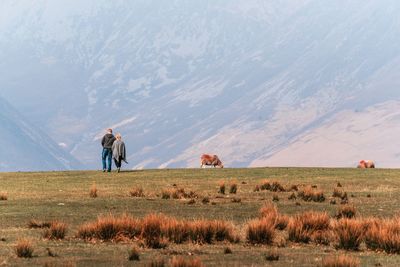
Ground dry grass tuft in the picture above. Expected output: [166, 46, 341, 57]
[161, 189, 172, 199]
[322, 254, 360, 267]
[288, 211, 330, 244]
[265, 249, 279, 261]
[201, 197, 210, 204]
[336, 205, 356, 219]
[246, 217, 276, 244]
[253, 185, 260, 192]
[218, 181, 226, 194]
[333, 218, 364, 250]
[229, 182, 238, 194]
[364, 217, 400, 253]
[148, 258, 166, 267]
[15, 239, 34, 258]
[129, 187, 145, 197]
[170, 256, 205, 267]
[298, 186, 325, 202]
[223, 247, 232, 254]
[270, 181, 285, 192]
[272, 194, 279, 202]
[44, 221, 68, 240]
[128, 246, 140, 261]
[0, 192, 7, 200]
[288, 192, 297, 200]
[90, 183, 98, 198]
[231, 197, 241, 203]
[28, 219, 51, 229]
[260, 180, 271, 190]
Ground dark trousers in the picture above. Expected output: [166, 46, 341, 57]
[114, 156, 122, 168]
[102, 148, 112, 171]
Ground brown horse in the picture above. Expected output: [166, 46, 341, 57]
[357, 160, 375, 168]
[200, 154, 224, 168]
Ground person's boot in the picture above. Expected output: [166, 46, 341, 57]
[117, 167, 120, 173]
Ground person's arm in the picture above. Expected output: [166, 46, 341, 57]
[101, 136, 105, 147]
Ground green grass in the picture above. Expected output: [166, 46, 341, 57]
[0, 167, 400, 266]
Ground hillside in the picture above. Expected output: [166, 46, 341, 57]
[1, 0, 400, 170]
[0, 97, 81, 171]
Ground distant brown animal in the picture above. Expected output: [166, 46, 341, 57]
[357, 160, 375, 168]
[200, 154, 224, 168]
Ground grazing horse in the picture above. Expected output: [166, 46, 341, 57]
[200, 154, 224, 168]
[357, 160, 375, 168]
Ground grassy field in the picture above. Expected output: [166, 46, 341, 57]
[1, 167, 400, 266]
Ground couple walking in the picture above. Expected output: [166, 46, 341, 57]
[101, 128, 127, 172]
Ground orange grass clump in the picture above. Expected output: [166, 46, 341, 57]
[218, 181, 226, 194]
[0, 192, 7, 200]
[321, 254, 360, 267]
[229, 182, 238, 194]
[288, 211, 330, 244]
[90, 183, 98, 198]
[336, 205, 356, 219]
[246, 217, 276, 244]
[333, 219, 364, 250]
[129, 187, 145, 197]
[14, 239, 34, 258]
[364, 217, 400, 254]
[298, 186, 325, 202]
[170, 256, 205, 267]
[43, 221, 68, 240]
[76, 213, 236, 245]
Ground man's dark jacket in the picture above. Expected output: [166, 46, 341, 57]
[101, 133, 116, 149]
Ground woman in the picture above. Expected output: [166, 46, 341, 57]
[111, 133, 127, 172]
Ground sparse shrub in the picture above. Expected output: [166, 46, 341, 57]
[289, 185, 298, 191]
[129, 187, 145, 197]
[336, 205, 356, 219]
[223, 247, 232, 254]
[161, 189, 172, 199]
[201, 197, 210, 204]
[15, 239, 34, 258]
[77, 214, 141, 241]
[265, 249, 279, 261]
[288, 192, 296, 200]
[231, 197, 241, 203]
[259, 203, 278, 219]
[28, 219, 51, 229]
[334, 219, 364, 250]
[272, 194, 279, 202]
[270, 181, 285, 192]
[170, 256, 205, 267]
[298, 186, 325, 202]
[128, 246, 140, 261]
[260, 180, 271, 191]
[288, 211, 330, 244]
[276, 215, 289, 230]
[364, 217, 400, 253]
[218, 181, 226, 194]
[0, 192, 7, 200]
[333, 188, 346, 199]
[44, 221, 68, 239]
[312, 230, 332, 245]
[90, 183, 97, 198]
[229, 182, 237, 194]
[322, 254, 360, 267]
[246, 217, 275, 244]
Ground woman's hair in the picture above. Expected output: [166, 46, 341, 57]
[115, 133, 122, 140]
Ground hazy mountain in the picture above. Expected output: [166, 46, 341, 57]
[1, 0, 400, 169]
[0, 97, 82, 171]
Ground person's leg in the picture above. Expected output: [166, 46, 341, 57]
[107, 149, 112, 172]
[102, 148, 107, 171]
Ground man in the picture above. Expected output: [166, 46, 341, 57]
[101, 128, 116, 172]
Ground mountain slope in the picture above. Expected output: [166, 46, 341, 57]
[0, 97, 81, 171]
[1, 0, 400, 169]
